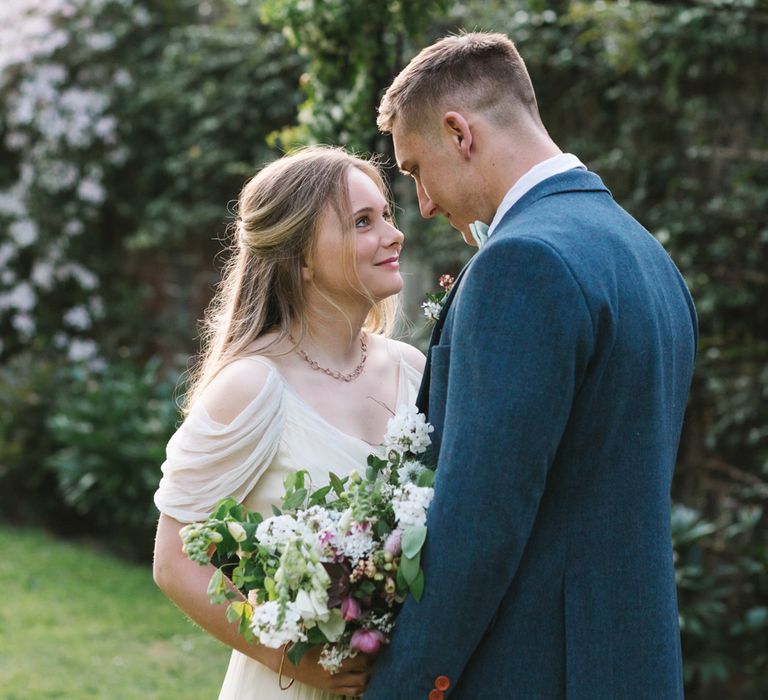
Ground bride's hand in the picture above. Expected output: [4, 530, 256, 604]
[280, 645, 375, 698]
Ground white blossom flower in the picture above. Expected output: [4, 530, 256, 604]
[0, 243, 15, 269]
[77, 176, 105, 204]
[295, 587, 330, 623]
[337, 523, 376, 561]
[63, 219, 85, 237]
[12, 313, 36, 339]
[10, 219, 39, 247]
[31, 260, 56, 290]
[421, 300, 442, 321]
[400, 460, 427, 484]
[319, 643, 358, 673]
[63, 306, 92, 330]
[68, 338, 99, 361]
[226, 521, 247, 543]
[391, 483, 434, 529]
[383, 405, 434, 455]
[251, 600, 306, 648]
[256, 514, 311, 553]
[0, 282, 36, 312]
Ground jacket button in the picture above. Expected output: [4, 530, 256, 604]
[428, 691, 444, 700]
[435, 676, 451, 691]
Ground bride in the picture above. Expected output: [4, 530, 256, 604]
[152, 145, 425, 699]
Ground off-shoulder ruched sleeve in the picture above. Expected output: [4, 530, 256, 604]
[153, 366, 285, 523]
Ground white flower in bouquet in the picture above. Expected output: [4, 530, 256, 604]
[383, 405, 434, 455]
[400, 459, 428, 484]
[251, 600, 306, 647]
[227, 521, 247, 542]
[337, 522, 377, 561]
[392, 483, 434, 529]
[298, 505, 340, 534]
[295, 587, 331, 624]
[256, 514, 312, 553]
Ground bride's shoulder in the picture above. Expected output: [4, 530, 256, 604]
[372, 335, 426, 374]
[199, 355, 280, 425]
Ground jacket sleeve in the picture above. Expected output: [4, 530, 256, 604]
[365, 236, 595, 699]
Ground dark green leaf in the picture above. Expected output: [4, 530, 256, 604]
[287, 641, 313, 667]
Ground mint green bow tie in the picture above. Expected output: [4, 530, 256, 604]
[468, 220, 490, 249]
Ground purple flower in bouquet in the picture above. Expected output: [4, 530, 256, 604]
[350, 628, 386, 654]
[341, 595, 362, 621]
[384, 529, 402, 557]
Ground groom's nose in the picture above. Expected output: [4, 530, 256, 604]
[416, 180, 438, 219]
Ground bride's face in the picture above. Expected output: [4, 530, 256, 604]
[310, 167, 404, 302]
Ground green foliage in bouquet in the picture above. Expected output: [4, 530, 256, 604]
[180, 408, 436, 669]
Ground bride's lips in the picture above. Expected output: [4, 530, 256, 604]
[375, 256, 400, 268]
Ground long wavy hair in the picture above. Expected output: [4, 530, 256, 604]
[182, 145, 399, 414]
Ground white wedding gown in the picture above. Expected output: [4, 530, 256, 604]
[154, 350, 422, 700]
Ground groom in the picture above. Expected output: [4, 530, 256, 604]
[364, 33, 697, 699]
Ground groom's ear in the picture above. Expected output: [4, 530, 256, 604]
[442, 112, 473, 160]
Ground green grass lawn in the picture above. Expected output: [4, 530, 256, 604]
[0, 525, 231, 699]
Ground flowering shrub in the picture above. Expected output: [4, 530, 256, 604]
[0, 0, 148, 361]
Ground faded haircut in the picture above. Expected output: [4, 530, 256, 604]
[377, 32, 541, 135]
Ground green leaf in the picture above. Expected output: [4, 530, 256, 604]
[213, 498, 238, 520]
[283, 472, 297, 491]
[307, 626, 329, 644]
[409, 568, 425, 602]
[308, 485, 332, 507]
[376, 520, 392, 538]
[401, 526, 427, 559]
[417, 469, 435, 488]
[329, 472, 346, 497]
[286, 641, 312, 667]
[282, 488, 308, 511]
[247, 511, 264, 525]
[271, 505, 282, 517]
[206, 568, 226, 604]
[317, 608, 346, 642]
[396, 563, 408, 590]
[399, 552, 420, 585]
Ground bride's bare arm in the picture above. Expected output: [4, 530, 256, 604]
[153, 514, 373, 696]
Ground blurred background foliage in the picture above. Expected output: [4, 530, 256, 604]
[0, 0, 765, 696]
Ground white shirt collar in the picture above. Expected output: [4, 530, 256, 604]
[487, 153, 587, 237]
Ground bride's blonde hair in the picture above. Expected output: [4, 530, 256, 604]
[182, 145, 399, 414]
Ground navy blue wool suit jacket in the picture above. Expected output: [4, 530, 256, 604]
[365, 170, 697, 699]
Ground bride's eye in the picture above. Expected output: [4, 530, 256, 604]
[383, 209, 393, 222]
[355, 215, 370, 228]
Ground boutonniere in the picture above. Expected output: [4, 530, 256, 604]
[421, 274, 455, 323]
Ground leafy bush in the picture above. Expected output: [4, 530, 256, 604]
[45, 359, 181, 558]
[0, 353, 75, 526]
[673, 504, 768, 697]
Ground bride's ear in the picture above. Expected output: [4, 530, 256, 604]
[300, 255, 313, 282]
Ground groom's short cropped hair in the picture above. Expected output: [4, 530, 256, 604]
[377, 32, 542, 135]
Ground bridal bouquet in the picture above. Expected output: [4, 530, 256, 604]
[179, 406, 435, 672]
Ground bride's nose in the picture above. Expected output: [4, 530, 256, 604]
[383, 221, 405, 248]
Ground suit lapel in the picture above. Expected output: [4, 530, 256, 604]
[415, 169, 611, 416]
[415, 259, 473, 415]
